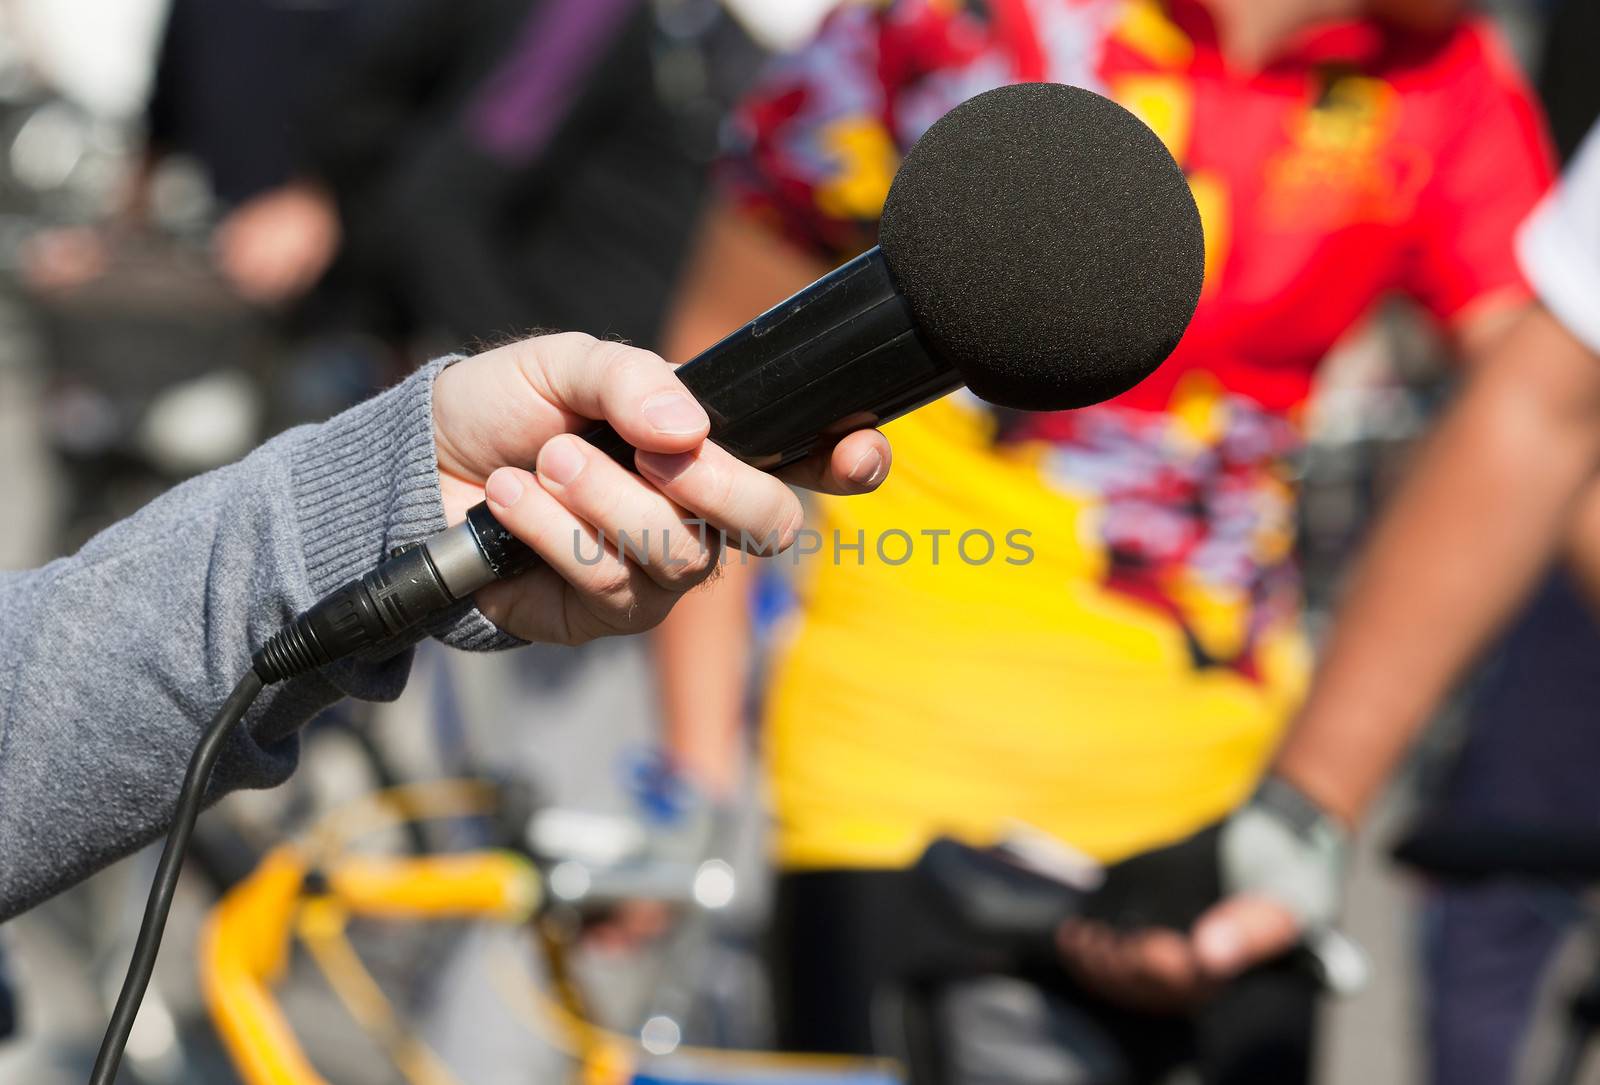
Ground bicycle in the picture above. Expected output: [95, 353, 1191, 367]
[200, 778, 901, 1085]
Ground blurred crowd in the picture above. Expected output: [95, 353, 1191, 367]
[2, 1, 1600, 1084]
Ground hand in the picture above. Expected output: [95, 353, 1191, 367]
[1056, 919, 1213, 1013]
[1056, 777, 1345, 1011]
[212, 181, 341, 305]
[431, 332, 891, 645]
[1055, 899, 1300, 1013]
[20, 226, 111, 292]
[581, 899, 676, 954]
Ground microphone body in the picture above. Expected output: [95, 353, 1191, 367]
[435, 246, 959, 593]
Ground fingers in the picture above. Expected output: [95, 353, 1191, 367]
[437, 333, 711, 485]
[535, 435, 721, 592]
[439, 332, 895, 503]
[438, 332, 904, 646]
[1056, 899, 1302, 1014]
[472, 464, 676, 643]
[1192, 895, 1302, 982]
[1057, 921, 1210, 1013]
[636, 439, 803, 555]
[776, 428, 892, 495]
[515, 333, 710, 454]
[470, 434, 728, 643]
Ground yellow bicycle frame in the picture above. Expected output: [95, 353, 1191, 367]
[199, 781, 538, 1085]
[199, 780, 901, 1085]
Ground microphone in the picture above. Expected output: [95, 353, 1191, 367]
[252, 82, 1204, 682]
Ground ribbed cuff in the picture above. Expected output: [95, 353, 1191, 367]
[288, 356, 521, 653]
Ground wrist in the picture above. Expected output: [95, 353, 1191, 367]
[289, 354, 516, 655]
[1220, 773, 1349, 932]
[672, 746, 743, 803]
[290, 356, 459, 599]
[1272, 745, 1365, 832]
[665, 715, 746, 803]
[1251, 775, 1348, 852]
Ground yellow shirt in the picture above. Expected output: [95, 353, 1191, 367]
[764, 392, 1310, 870]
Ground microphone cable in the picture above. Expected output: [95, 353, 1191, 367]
[88, 669, 263, 1085]
[88, 541, 465, 1085]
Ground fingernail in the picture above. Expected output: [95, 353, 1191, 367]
[636, 449, 695, 483]
[847, 448, 885, 487]
[539, 436, 587, 487]
[485, 467, 525, 508]
[642, 392, 708, 436]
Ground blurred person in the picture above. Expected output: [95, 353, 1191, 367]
[22, 0, 369, 306]
[301, 0, 712, 353]
[652, 0, 1555, 1080]
[145, 0, 362, 305]
[1073, 89, 1600, 1085]
[1420, 570, 1600, 1085]
[1402, 9, 1600, 1082]
[0, 331, 892, 918]
[17, 0, 384, 559]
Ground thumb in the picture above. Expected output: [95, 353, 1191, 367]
[530, 334, 710, 454]
[1192, 894, 1301, 981]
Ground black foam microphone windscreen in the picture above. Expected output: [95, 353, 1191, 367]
[880, 81, 1205, 410]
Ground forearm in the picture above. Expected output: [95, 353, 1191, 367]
[1278, 307, 1600, 825]
[0, 357, 501, 916]
[651, 563, 755, 799]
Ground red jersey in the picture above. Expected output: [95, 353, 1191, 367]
[726, 0, 1551, 414]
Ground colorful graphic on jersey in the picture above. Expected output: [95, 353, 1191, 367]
[1001, 380, 1301, 682]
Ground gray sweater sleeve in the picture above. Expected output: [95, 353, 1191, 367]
[0, 356, 516, 919]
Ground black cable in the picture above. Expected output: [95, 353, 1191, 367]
[86, 543, 461, 1083]
[88, 667, 265, 1085]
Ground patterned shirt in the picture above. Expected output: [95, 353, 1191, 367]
[730, 0, 1554, 868]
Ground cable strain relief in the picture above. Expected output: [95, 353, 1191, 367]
[252, 619, 323, 685]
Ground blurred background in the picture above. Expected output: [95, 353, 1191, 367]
[1, 1, 1599, 1084]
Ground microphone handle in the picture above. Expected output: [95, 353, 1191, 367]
[458, 424, 636, 582]
[422, 246, 962, 603]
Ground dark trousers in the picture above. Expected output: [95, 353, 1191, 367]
[1423, 572, 1600, 1085]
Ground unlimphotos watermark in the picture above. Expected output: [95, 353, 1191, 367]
[571, 523, 1036, 567]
